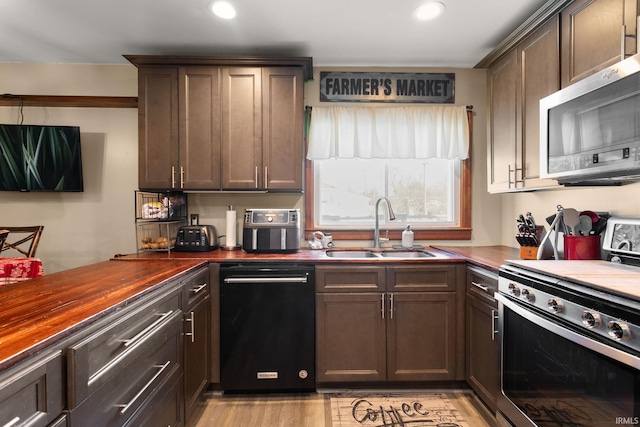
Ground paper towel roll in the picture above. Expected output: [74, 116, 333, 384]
[226, 207, 237, 248]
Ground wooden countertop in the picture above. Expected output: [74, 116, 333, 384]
[0, 259, 206, 371]
[431, 245, 521, 272]
[115, 247, 467, 264]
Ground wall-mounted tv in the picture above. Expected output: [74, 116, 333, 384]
[0, 125, 84, 192]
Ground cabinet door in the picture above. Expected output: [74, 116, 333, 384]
[561, 0, 635, 87]
[179, 67, 222, 190]
[316, 293, 386, 383]
[518, 16, 561, 190]
[466, 294, 499, 412]
[262, 67, 304, 190]
[138, 67, 179, 190]
[221, 67, 262, 189]
[387, 292, 457, 381]
[487, 50, 518, 192]
[184, 293, 210, 424]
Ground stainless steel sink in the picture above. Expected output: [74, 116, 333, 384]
[325, 250, 379, 258]
[379, 250, 436, 258]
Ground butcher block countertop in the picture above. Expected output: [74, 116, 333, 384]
[431, 245, 521, 272]
[115, 246, 467, 263]
[0, 259, 206, 371]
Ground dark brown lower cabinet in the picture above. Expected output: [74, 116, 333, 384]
[465, 266, 500, 412]
[316, 293, 387, 382]
[0, 350, 63, 427]
[316, 264, 464, 384]
[388, 292, 457, 381]
[184, 290, 211, 423]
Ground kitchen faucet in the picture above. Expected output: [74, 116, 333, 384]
[373, 196, 396, 248]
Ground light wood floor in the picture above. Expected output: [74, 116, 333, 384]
[195, 389, 497, 427]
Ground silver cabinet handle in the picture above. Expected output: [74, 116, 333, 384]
[190, 283, 207, 294]
[180, 166, 184, 188]
[118, 361, 170, 414]
[185, 311, 195, 343]
[492, 309, 498, 341]
[171, 166, 176, 188]
[3, 417, 20, 427]
[264, 166, 268, 189]
[471, 281, 490, 293]
[122, 311, 174, 348]
[389, 293, 394, 320]
[381, 294, 385, 319]
[255, 166, 259, 189]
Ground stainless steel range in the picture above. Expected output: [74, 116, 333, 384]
[496, 220, 640, 427]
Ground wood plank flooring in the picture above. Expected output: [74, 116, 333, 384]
[195, 389, 497, 427]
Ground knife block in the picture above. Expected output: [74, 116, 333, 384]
[519, 226, 545, 260]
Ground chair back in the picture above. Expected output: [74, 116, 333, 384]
[0, 226, 44, 258]
[0, 230, 8, 252]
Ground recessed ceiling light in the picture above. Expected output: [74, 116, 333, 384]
[413, 2, 445, 21]
[210, 1, 236, 19]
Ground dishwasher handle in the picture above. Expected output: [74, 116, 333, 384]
[223, 276, 308, 284]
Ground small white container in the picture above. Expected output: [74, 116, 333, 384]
[402, 225, 414, 248]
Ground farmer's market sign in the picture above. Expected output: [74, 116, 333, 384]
[319, 71, 455, 103]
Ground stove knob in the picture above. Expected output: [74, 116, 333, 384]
[508, 283, 520, 296]
[607, 321, 631, 341]
[582, 311, 602, 328]
[547, 299, 563, 313]
[521, 288, 535, 302]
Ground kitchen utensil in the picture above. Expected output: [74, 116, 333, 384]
[563, 208, 580, 235]
[576, 215, 593, 235]
[579, 210, 599, 224]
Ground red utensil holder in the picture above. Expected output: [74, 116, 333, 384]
[563, 234, 601, 260]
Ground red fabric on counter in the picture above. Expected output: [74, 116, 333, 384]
[0, 257, 44, 284]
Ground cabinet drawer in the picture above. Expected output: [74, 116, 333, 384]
[69, 310, 182, 426]
[467, 266, 498, 307]
[125, 368, 183, 427]
[315, 265, 385, 292]
[68, 287, 182, 406]
[0, 350, 63, 427]
[183, 267, 210, 309]
[387, 264, 459, 292]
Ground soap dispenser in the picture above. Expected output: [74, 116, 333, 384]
[402, 225, 414, 248]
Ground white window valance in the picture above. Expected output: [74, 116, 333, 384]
[307, 105, 469, 160]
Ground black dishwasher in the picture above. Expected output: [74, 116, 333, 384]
[220, 263, 315, 392]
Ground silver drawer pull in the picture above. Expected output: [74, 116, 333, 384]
[190, 283, 207, 294]
[471, 281, 490, 292]
[122, 311, 174, 348]
[118, 361, 170, 415]
[3, 417, 20, 427]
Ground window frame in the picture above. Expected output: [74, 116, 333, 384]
[304, 108, 472, 241]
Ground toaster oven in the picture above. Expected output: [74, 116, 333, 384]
[242, 209, 300, 253]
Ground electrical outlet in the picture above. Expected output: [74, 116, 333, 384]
[190, 214, 199, 225]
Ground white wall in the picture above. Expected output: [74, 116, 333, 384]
[1, 63, 139, 273]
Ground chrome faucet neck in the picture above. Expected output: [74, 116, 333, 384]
[373, 197, 396, 248]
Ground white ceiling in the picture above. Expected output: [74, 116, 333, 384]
[0, 0, 548, 67]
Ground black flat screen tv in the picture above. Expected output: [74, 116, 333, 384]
[0, 124, 84, 192]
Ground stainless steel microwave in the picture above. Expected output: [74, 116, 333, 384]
[540, 53, 640, 185]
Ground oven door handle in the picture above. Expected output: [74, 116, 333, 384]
[223, 276, 308, 284]
[495, 293, 640, 370]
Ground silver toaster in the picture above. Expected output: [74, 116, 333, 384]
[242, 209, 300, 253]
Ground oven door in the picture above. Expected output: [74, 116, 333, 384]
[495, 293, 640, 427]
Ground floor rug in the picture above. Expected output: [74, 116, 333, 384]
[330, 392, 469, 427]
